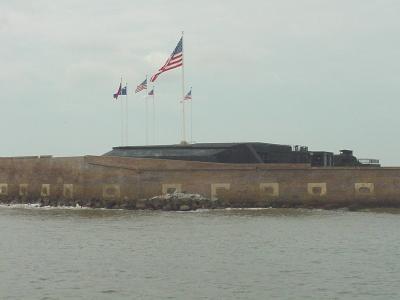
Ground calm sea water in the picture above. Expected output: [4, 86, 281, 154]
[0, 206, 400, 300]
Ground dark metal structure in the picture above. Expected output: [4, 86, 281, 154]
[104, 142, 380, 167]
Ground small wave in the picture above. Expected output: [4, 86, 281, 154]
[0, 203, 89, 210]
[101, 289, 118, 294]
[174, 208, 211, 213]
[224, 207, 273, 211]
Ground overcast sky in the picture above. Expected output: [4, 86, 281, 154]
[1, 0, 399, 165]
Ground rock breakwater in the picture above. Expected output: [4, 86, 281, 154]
[2, 194, 400, 211]
[0, 193, 221, 211]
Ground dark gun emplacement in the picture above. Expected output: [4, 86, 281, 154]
[104, 142, 380, 167]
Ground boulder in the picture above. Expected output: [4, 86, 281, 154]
[136, 198, 147, 210]
[149, 192, 210, 211]
[179, 204, 191, 211]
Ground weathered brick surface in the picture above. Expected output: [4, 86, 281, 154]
[0, 155, 399, 208]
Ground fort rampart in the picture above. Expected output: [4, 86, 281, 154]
[0, 155, 400, 209]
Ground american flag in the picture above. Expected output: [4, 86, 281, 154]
[148, 88, 154, 96]
[135, 78, 147, 93]
[184, 88, 192, 100]
[113, 82, 122, 99]
[150, 37, 183, 82]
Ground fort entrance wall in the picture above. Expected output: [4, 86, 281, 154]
[0, 156, 399, 209]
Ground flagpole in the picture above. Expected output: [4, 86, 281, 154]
[190, 88, 193, 144]
[145, 75, 149, 145]
[145, 97, 149, 145]
[125, 82, 129, 146]
[181, 31, 187, 144]
[152, 86, 156, 145]
[120, 77, 124, 146]
[120, 99, 124, 146]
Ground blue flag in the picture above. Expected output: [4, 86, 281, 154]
[121, 86, 127, 95]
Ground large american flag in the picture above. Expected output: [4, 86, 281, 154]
[135, 78, 147, 93]
[150, 37, 183, 82]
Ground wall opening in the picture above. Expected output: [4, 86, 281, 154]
[312, 187, 322, 195]
[41, 184, 50, 197]
[211, 183, 230, 200]
[0, 184, 8, 196]
[63, 184, 74, 199]
[162, 184, 182, 195]
[259, 183, 279, 197]
[19, 184, 28, 196]
[167, 187, 176, 194]
[102, 184, 121, 199]
[359, 187, 371, 193]
[355, 183, 374, 196]
[307, 183, 327, 196]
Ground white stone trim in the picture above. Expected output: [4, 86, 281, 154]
[41, 184, 50, 197]
[355, 183, 374, 195]
[211, 183, 230, 200]
[307, 183, 327, 196]
[162, 184, 182, 195]
[0, 183, 8, 196]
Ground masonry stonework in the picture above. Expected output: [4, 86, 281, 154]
[0, 155, 400, 209]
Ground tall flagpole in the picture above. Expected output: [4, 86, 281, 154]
[145, 97, 149, 145]
[120, 77, 124, 146]
[190, 88, 193, 144]
[121, 97, 124, 146]
[125, 82, 129, 146]
[152, 86, 156, 145]
[145, 75, 149, 145]
[181, 31, 187, 144]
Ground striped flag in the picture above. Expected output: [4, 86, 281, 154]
[135, 78, 147, 93]
[150, 37, 183, 82]
[148, 88, 154, 96]
[113, 82, 122, 99]
[184, 88, 192, 100]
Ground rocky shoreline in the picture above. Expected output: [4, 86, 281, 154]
[0, 193, 215, 211]
[1, 192, 400, 211]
